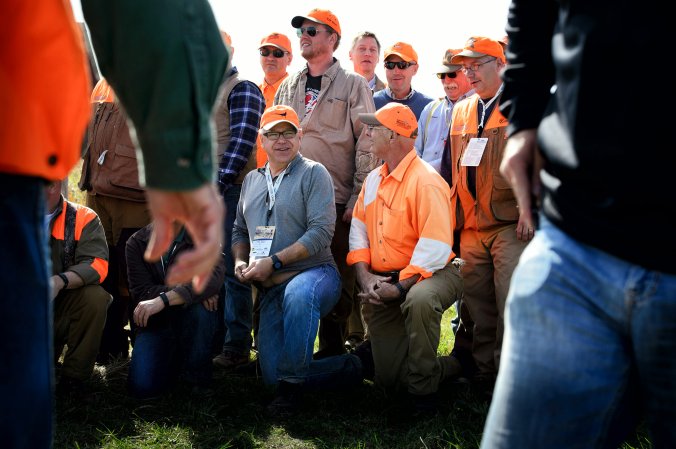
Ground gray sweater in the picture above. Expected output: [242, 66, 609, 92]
[232, 154, 336, 273]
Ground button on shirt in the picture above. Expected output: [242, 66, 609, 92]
[347, 150, 455, 281]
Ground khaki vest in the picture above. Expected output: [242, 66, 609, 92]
[213, 73, 259, 185]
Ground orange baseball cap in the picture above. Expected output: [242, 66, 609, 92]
[291, 9, 341, 36]
[259, 32, 292, 54]
[452, 36, 505, 63]
[438, 49, 463, 74]
[260, 105, 300, 131]
[359, 103, 418, 139]
[384, 42, 418, 63]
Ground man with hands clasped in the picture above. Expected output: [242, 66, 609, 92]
[232, 105, 367, 416]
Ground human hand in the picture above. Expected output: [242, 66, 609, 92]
[144, 183, 224, 294]
[500, 129, 542, 238]
[202, 294, 219, 312]
[241, 257, 273, 282]
[342, 207, 353, 223]
[356, 272, 394, 305]
[49, 275, 65, 301]
[234, 260, 250, 284]
[133, 297, 165, 327]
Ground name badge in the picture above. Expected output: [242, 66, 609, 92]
[252, 226, 276, 259]
[461, 138, 488, 166]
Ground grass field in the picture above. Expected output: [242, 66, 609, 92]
[54, 308, 654, 449]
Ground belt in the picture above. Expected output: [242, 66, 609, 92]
[372, 270, 400, 283]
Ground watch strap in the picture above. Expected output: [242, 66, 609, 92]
[160, 292, 170, 309]
[394, 281, 407, 299]
[270, 254, 283, 271]
[58, 273, 69, 289]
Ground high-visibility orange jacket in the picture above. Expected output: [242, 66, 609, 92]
[347, 150, 455, 281]
[49, 196, 109, 284]
[449, 94, 517, 231]
[0, 0, 90, 180]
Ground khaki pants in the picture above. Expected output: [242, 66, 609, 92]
[460, 225, 527, 376]
[54, 285, 111, 380]
[365, 263, 463, 395]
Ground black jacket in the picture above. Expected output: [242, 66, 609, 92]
[500, 0, 676, 274]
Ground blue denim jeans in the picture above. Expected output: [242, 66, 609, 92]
[0, 174, 53, 448]
[482, 216, 676, 449]
[221, 185, 253, 354]
[128, 303, 217, 398]
[257, 264, 362, 388]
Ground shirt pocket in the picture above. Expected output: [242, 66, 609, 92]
[318, 97, 347, 132]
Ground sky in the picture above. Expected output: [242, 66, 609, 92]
[71, 0, 511, 99]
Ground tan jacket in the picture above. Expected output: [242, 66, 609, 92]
[274, 59, 378, 209]
[450, 94, 517, 231]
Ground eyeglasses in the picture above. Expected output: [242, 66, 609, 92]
[263, 130, 297, 141]
[296, 26, 330, 38]
[384, 61, 416, 70]
[366, 125, 390, 133]
[259, 48, 287, 58]
[461, 58, 496, 73]
[437, 72, 458, 79]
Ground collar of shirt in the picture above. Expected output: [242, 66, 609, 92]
[378, 149, 418, 182]
[385, 86, 416, 101]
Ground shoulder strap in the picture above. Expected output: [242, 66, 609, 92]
[62, 202, 78, 269]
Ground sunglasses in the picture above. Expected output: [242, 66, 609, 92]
[384, 61, 416, 70]
[296, 26, 329, 38]
[259, 48, 287, 58]
[437, 72, 458, 79]
[263, 130, 297, 141]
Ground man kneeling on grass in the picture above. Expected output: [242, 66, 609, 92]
[125, 222, 225, 399]
[349, 103, 464, 420]
[231, 105, 371, 416]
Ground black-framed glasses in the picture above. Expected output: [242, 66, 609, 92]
[296, 26, 329, 38]
[437, 72, 458, 79]
[259, 48, 287, 58]
[384, 61, 417, 70]
[461, 58, 496, 73]
[263, 130, 297, 141]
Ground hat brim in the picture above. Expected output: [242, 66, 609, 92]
[450, 50, 488, 63]
[438, 64, 463, 74]
[385, 51, 415, 63]
[292, 15, 323, 28]
[259, 42, 289, 52]
[358, 113, 382, 127]
[261, 120, 299, 132]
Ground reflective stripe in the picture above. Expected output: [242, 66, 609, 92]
[349, 217, 369, 252]
[363, 170, 381, 207]
[409, 237, 452, 275]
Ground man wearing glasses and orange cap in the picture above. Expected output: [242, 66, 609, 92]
[374, 42, 434, 120]
[349, 103, 463, 421]
[232, 105, 369, 415]
[443, 36, 532, 397]
[275, 8, 378, 361]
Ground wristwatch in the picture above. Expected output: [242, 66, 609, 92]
[270, 254, 283, 271]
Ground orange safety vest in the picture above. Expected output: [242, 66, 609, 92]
[0, 0, 91, 180]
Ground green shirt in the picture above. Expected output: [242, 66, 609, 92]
[82, 0, 229, 190]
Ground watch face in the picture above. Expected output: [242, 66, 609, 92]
[274, 261, 283, 270]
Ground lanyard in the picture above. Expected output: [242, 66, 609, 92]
[478, 83, 504, 133]
[264, 164, 287, 211]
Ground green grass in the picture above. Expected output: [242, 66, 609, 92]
[55, 310, 653, 448]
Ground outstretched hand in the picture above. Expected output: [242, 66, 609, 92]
[144, 183, 224, 293]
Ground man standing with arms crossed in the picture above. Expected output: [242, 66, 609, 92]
[275, 8, 378, 358]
